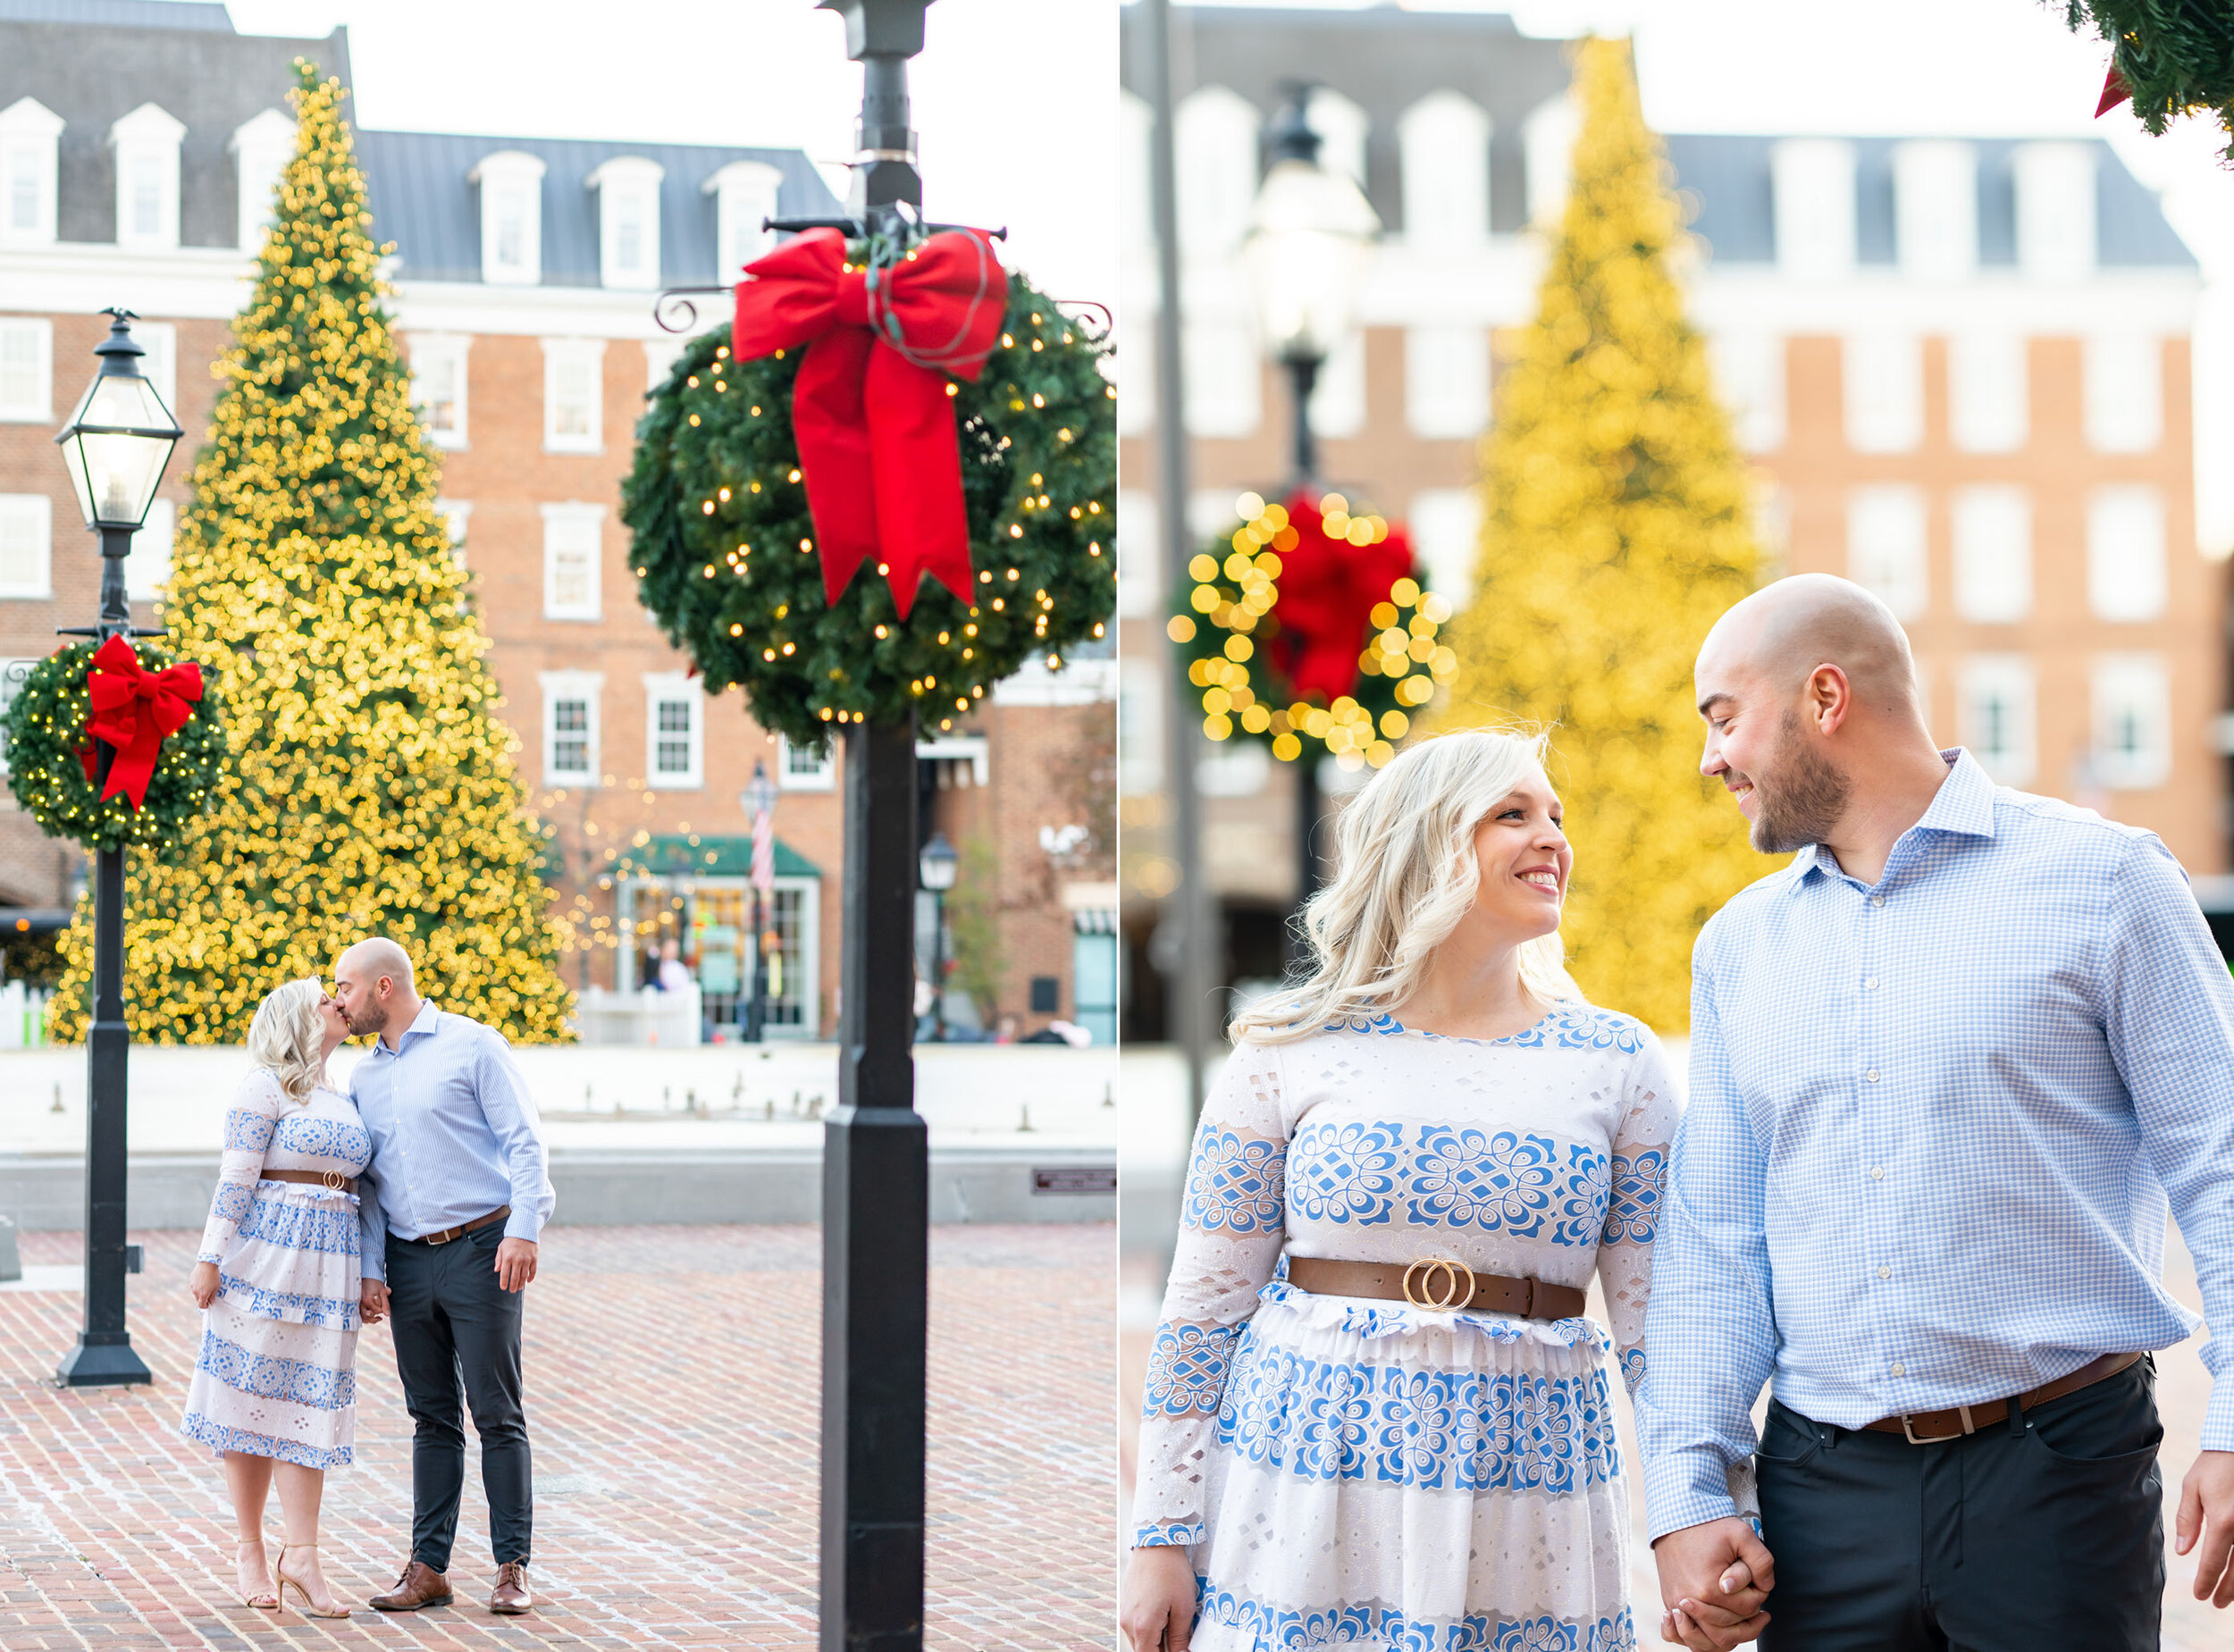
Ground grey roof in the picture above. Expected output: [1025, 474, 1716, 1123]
[0, 0, 231, 28]
[0, 11, 349, 247]
[354, 130, 844, 288]
[1664, 133, 2196, 270]
[1119, 4, 1570, 235]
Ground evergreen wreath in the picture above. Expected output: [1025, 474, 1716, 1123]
[0, 640, 228, 852]
[620, 266, 1117, 745]
[2063, 0, 2234, 157]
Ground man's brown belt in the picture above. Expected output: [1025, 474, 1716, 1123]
[412, 1206, 511, 1246]
[1287, 1256, 1588, 1321]
[1860, 1350, 2146, 1444]
[258, 1168, 357, 1195]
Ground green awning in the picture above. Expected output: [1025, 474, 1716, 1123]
[612, 834, 822, 880]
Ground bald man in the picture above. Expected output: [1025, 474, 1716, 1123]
[332, 939, 553, 1618]
[1634, 575, 2234, 1650]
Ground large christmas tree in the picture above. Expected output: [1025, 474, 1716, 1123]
[50, 63, 571, 1044]
[1437, 37, 1767, 1031]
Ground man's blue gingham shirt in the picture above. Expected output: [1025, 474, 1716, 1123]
[1636, 749, 2234, 1540]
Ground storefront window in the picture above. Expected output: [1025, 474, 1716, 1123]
[619, 875, 816, 1037]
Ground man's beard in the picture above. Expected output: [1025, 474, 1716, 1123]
[1746, 712, 1852, 854]
[342, 999, 387, 1037]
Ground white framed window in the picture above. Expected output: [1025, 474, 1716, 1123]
[542, 501, 605, 620]
[1709, 331, 1786, 453]
[1522, 94, 1579, 227]
[1951, 487, 2030, 625]
[470, 150, 547, 285]
[134, 321, 176, 419]
[1949, 332, 2028, 453]
[1843, 333, 1923, 453]
[539, 671, 602, 785]
[1957, 655, 2037, 786]
[2087, 486, 2166, 623]
[126, 496, 174, 600]
[1751, 480, 1793, 575]
[1405, 326, 1488, 440]
[1174, 86, 1259, 255]
[1115, 488, 1157, 619]
[0, 96, 63, 247]
[0, 493, 52, 598]
[706, 159, 784, 279]
[643, 674, 703, 789]
[1409, 488, 1482, 611]
[0, 317, 52, 423]
[776, 734, 836, 792]
[587, 155, 664, 290]
[1399, 92, 1490, 250]
[642, 335, 686, 395]
[542, 339, 605, 453]
[1181, 320, 1258, 438]
[2084, 334, 2162, 454]
[1309, 330, 1365, 439]
[1892, 140, 1977, 281]
[1847, 486, 1928, 621]
[229, 108, 295, 253]
[110, 103, 184, 251]
[1773, 138, 1857, 278]
[2013, 142, 2096, 281]
[433, 496, 471, 571]
[2092, 653, 2170, 790]
[406, 333, 470, 449]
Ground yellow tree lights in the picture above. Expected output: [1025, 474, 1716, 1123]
[1169, 487, 1451, 771]
[47, 63, 571, 1044]
[1437, 37, 1768, 1031]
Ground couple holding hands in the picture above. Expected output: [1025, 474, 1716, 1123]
[178, 938, 551, 1620]
[1122, 574, 2234, 1651]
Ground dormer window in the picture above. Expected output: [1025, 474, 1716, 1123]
[470, 150, 547, 285]
[230, 108, 296, 253]
[2013, 141, 2096, 281]
[1399, 91, 1490, 250]
[1772, 138, 1856, 278]
[1522, 94, 1578, 227]
[705, 160, 783, 279]
[1892, 140, 1977, 281]
[587, 155, 664, 290]
[0, 97, 63, 247]
[1174, 86, 1259, 255]
[109, 103, 185, 251]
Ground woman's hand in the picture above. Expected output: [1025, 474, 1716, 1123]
[189, 1261, 221, 1310]
[1119, 1544, 1197, 1652]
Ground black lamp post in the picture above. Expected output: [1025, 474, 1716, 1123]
[53, 308, 181, 1388]
[743, 759, 777, 1043]
[1242, 84, 1379, 969]
[916, 831, 957, 1042]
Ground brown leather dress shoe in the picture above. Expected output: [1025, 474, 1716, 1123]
[490, 1561, 532, 1614]
[368, 1560, 453, 1612]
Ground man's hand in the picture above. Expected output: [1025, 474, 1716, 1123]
[1653, 1517, 1774, 1649]
[359, 1279, 390, 1325]
[2177, 1449, 2234, 1606]
[1119, 1545, 1197, 1652]
[494, 1237, 538, 1293]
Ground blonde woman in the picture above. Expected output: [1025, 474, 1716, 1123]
[181, 978, 374, 1619]
[1121, 728, 1760, 1652]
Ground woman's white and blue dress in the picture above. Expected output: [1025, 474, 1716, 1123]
[1134, 1006, 1686, 1652]
[179, 1069, 373, 1469]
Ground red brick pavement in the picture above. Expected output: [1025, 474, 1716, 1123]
[0, 1224, 1115, 1651]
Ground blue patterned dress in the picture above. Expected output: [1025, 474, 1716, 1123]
[1134, 1004, 1701, 1652]
[179, 1069, 374, 1469]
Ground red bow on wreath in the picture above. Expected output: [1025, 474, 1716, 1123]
[732, 226, 1007, 620]
[75, 634, 203, 810]
[1264, 489, 1417, 707]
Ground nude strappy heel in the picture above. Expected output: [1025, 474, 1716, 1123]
[234, 1539, 279, 1609]
[274, 1543, 351, 1618]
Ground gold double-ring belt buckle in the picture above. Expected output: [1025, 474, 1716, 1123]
[322, 1170, 347, 1194]
[1400, 1255, 1476, 1312]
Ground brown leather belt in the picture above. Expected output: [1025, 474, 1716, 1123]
[1287, 1256, 1588, 1321]
[259, 1168, 358, 1195]
[1861, 1350, 2146, 1444]
[410, 1206, 511, 1247]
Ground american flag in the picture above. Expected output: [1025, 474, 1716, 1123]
[751, 808, 775, 893]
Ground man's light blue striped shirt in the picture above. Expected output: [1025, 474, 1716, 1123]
[1637, 750, 2234, 1539]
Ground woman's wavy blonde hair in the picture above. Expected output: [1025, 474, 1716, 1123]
[247, 977, 328, 1106]
[1231, 726, 1583, 1044]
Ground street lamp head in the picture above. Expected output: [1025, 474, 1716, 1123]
[55, 309, 182, 533]
[918, 831, 959, 893]
[1243, 87, 1382, 369]
[745, 758, 777, 821]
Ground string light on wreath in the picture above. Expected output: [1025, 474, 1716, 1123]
[1169, 488, 1454, 771]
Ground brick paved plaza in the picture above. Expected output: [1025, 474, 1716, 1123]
[0, 1224, 1115, 1651]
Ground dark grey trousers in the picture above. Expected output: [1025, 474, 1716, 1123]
[383, 1220, 533, 1572]
[1756, 1356, 2163, 1651]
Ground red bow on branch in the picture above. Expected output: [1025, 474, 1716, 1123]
[1265, 490, 1417, 706]
[78, 634, 203, 810]
[732, 226, 1007, 619]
